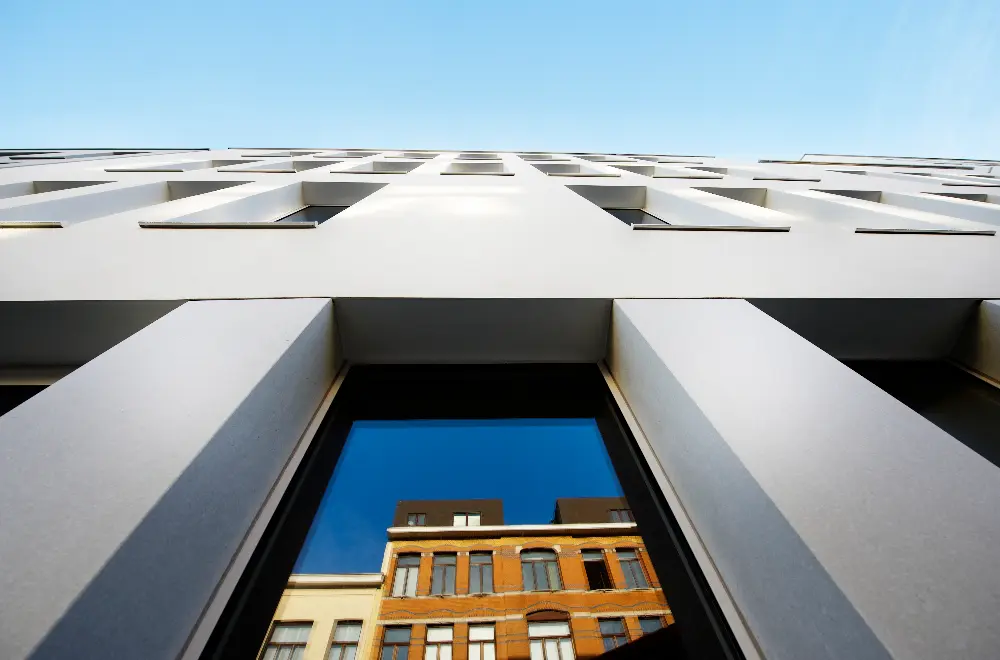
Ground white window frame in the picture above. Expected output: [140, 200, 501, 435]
[528, 621, 575, 660]
[424, 625, 454, 660]
[392, 555, 420, 597]
[468, 624, 496, 660]
[452, 512, 481, 527]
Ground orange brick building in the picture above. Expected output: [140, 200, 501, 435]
[372, 498, 671, 660]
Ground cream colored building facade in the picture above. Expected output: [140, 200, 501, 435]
[265, 574, 384, 660]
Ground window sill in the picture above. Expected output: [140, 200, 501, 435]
[0, 221, 63, 228]
[632, 224, 790, 232]
[440, 171, 514, 176]
[855, 227, 995, 235]
[139, 221, 317, 229]
[546, 172, 620, 177]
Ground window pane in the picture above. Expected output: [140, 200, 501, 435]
[610, 510, 621, 523]
[639, 617, 663, 634]
[263, 648, 279, 660]
[406, 568, 417, 597]
[469, 644, 481, 660]
[272, 623, 312, 643]
[393, 568, 407, 597]
[334, 623, 363, 642]
[385, 627, 411, 643]
[471, 552, 491, 564]
[529, 640, 544, 660]
[291, 649, 306, 660]
[522, 562, 534, 590]
[535, 562, 549, 590]
[558, 638, 575, 660]
[275, 648, 292, 660]
[424, 646, 437, 660]
[398, 648, 409, 660]
[426, 626, 453, 642]
[483, 564, 493, 593]
[528, 622, 570, 637]
[445, 566, 455, 594]
[483, 644, 496, 660]
[623, 564, 637, 589]
[599, 620, 625, 634]
[399, 555, 421, 567]
[381, 647, 395, 660]
[468, 513, 481, 526]
[469, 625, 495, 641]
[581, 550, 603, 561]
[521, 550, 555, 560]
[440, 646, 452, 660]
[544, 639, 559, 659]
[617, 549, 636, 560]
[546, 561, 561, 590]
[343, 647, 357, 660]
[453, 514, 466, 526]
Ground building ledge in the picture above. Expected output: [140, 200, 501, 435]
[388, 522, 637, 540]
[286, 573, 384, 589]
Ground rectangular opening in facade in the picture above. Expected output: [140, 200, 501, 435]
[532, 163, 618, 177]
[197, 365, 743, 660]
[344, 160, 424, 174]
[0, 180, 110, 201]
[387, 152, 439, 159]
[219, 161, 329, 173]
[457, 153, 500, 160]
[105, 160, 260, 173]
[612, 164, 724, 179]
[442, 162, 512, 175]
[569, 184, 789, 232]
[323, 151, 382, 159]
[166, 180, 249, 201]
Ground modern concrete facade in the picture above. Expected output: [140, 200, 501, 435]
[1, 148, 1000, 660]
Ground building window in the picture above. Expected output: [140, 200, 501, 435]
[453, 512, 481, 526]
[599, 619, 629, 651]
[609, 508, 634, 523]
[617, 549, 649, 589]
[469, 552, 494, 594]
[527, 621, 575, 660]
[392, 554, 420, 597]
[261, 622, 311, 660]
[380, 626, 411, 660]
[468, 624, 496, 660]
[522, 550, 562, 591]
[581, 550, 613, 590]
[407, 513, 426, 526]
[329, 621, 363, 660]
[431, 553, 457, 595]
[424, 625, 454, 660]
[638, 616, 664, 635]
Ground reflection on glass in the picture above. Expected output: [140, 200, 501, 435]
[256, 419, 673, 660]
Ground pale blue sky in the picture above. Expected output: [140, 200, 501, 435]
[2, 0, 998, 159]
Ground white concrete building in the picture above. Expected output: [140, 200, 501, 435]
[1, 148, 1000, 660]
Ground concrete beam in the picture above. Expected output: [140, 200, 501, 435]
[0, 298, 336, 660]
[609, 298, 1000, 660]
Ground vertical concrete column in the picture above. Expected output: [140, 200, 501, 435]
[609, 299, 1000, 660]
[0, 298, 336, 660]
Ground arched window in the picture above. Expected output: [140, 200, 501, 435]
[521, 550, 562, 591]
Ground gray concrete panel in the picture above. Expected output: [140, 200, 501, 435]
[0, 298, 335, 660]
[610, 299, 1000, 660]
